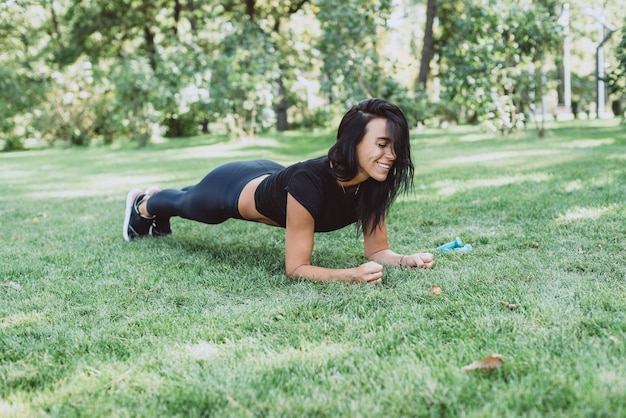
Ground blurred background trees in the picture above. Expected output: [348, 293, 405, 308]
[0, 0, 624, 150]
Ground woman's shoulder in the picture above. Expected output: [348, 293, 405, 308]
[288, 156, 334, 181]
[291, 156, 328, 169]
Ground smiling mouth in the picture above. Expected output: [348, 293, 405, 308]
[378, 162, 391, 170]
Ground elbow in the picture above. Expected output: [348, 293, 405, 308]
[285, 263, 306, 279]
[285, 265, 298, 279]
[364, 250, 380, 262]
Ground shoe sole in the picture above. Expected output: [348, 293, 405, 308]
[123, 188, 143, 242]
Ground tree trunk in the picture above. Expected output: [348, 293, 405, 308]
[187, 0, 197, 33]
[49, 1, 64, 48]
[173, 0, 182, 35]
[245, 0, 256, 21]
[275, 73, 289, 131]
[555, 39, 564, 105]
[144, 25, 157, 70]
[417, 0, 437, 90]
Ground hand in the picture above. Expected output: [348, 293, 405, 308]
[354, 261, 383, 284]
[403, 253, 435, 269]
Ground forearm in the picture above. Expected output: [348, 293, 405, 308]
[288, 264, 359, 283]
[368, 249, 435, 269]
[367, 249, 405, 267]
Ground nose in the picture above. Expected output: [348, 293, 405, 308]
[385, 145, 396, 160]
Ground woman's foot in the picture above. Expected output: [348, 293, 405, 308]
[123, 189, 153, 241]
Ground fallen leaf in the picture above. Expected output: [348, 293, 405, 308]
[461, 354, 504, 371]
[499, 301, 520, 310]
[451, 207, 459, 213]
[31, 217, 39, 224]
[129, 287, 136, 293]
[431, 285, 442, 296]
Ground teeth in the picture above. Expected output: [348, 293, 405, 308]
[378, 163, 391, 169]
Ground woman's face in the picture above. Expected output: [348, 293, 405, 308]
[354, 118, 396, 183]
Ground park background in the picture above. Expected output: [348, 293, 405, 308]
[2, 0, 626, 417]
[0, 0, 625, 149]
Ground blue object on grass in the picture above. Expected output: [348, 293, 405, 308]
[436, 237, 473, 253]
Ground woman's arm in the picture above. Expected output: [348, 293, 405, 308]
[285, 194, 383, 283]
[363, 218, 435, 269]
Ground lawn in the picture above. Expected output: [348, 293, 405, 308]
[1, 119, 625, 417]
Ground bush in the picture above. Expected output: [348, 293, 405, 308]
[163, 112, 201, 138]
[2, 136, 24, 152]
[295, 107, 331, 130]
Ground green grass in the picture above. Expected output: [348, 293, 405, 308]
[1, 119, 626, 417]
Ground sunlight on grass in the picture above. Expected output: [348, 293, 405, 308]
[0, 170, 31, 181]
[458, 132, 499, 142]
[30, 174, 167, 198]
[185, 341, 220, 360]
[560, 138, 615, 149]
[563, 180, 583, 192]
[0, 311, 45, 330]
[560, 175, 615, 193]
[0, 399, 32, 418]
[598, 370, 626, 391]
[164, 143, 260, 161]
[162, 137, 304, 164]
[433, 173, 550, 196]
[557, 205, 616, 222]
[606, 153, 626, 160]
[248, 342, 351, 367]
[440, 150, 558, 165]
[177, 339, 351, 367]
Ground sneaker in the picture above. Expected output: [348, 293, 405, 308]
[144, 186, 172, 236]
[123, 188, 153, 241]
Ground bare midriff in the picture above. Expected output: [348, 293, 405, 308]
[237, 174, 280, 226]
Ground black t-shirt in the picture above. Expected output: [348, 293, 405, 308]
[254, 156, 358, 232]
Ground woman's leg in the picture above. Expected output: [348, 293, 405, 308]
[145, 160, 284, 225]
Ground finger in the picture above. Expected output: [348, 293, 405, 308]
[407, 256, 424, 269]
[421, 253, 434, 262]
[366, 272, 383, 283]
[366, 265, 383, 274]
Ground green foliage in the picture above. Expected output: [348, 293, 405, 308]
[163, 113, 201, 138]
[293, 107, 332, 130]
[1, 0, 625, 148]
[210, 22, 277, 138]
[316, 0, 394, 105]
[437, 0, 562, 133]
[606, 18, 626, 119]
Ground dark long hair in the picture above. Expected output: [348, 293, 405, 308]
[328, 98, 414, 234]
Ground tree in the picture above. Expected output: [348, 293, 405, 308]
[416, 0, 436, 90]
[436, 0, 562, 134]
[606, 17, 626, 122]
[223, 0, 312, 132]
[316, 0, 396, 107]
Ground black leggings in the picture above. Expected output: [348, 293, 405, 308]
[146, 160, 284, 224]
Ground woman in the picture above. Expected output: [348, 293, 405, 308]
[123, 98, 435, 283]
